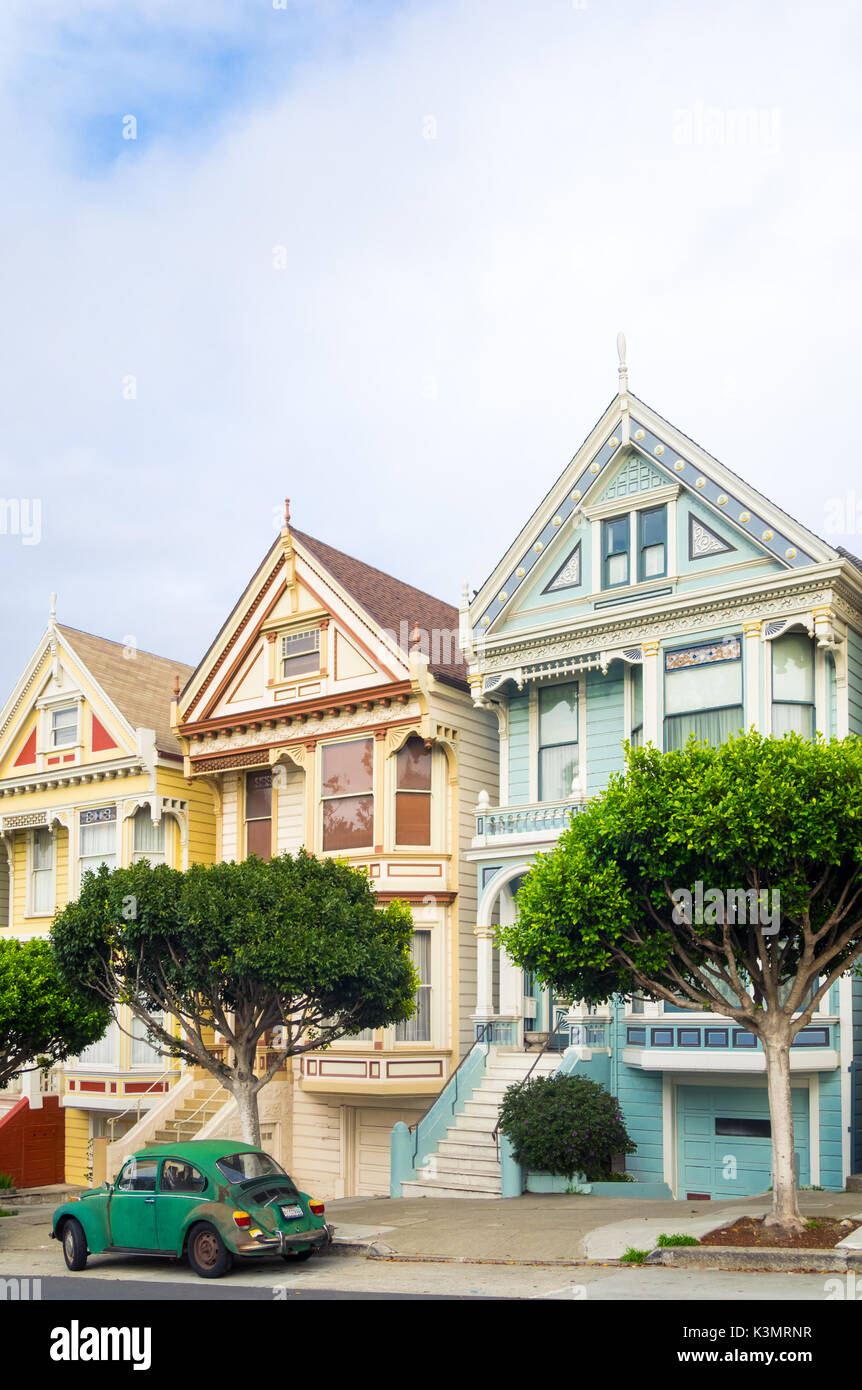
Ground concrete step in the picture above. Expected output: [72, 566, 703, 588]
[451, 1111, 498, 1133]
[463, 1099, 504, 1118]
[437, 1138, 499, 1161]
[401, 1178, 500, 1199]
[431, 1153, 501, 1178]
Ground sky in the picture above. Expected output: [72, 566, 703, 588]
[1, 0, 861, 690]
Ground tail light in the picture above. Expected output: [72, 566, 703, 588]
[232, 1210, 252, 1228]
[309, 1199, 325, 1217]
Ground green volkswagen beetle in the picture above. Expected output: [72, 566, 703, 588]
[51, 1141, 331, 1279]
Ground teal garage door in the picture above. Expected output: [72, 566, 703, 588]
[677, 1085, 810, 1199]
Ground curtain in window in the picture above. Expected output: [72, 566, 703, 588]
[130, 1013, 165, 1066]
[322, 740, 374, 851]
[77, 1020, 118, 1067]
[32, 828, 54, 914]
[772, 703, 813, 737]
[772, 633, 814, 738]
[539, 744, 579, 800]
[396, 932, 431, 1042]
[132, 809, 165, 863]
[664, 706, 744, 750]
[79, 821, 117, 876]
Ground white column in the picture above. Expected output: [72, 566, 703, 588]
[498, 890, 523, 1020]
[641, 640, 661, 747]
[473, 926, 495, 1020]
[742, 621, 762, 731]
[21, 1066, 43, 1111]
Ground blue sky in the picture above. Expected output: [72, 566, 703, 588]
[1, 0, 861, 693]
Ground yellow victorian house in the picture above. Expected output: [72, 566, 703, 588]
[0, 608, 215, 1185]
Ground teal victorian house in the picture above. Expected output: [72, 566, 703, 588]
[440, 342, 862, 1201]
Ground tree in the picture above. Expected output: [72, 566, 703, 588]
[51, 850, 417, 1146]
[0, 937, 110, 1090]
[501, 731, 862, 1233]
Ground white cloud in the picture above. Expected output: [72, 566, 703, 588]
[1, 0, 860, 681]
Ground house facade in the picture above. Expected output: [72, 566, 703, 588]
[0, 613, 216, 1185]
[108, 507, 497, 1200]
[460, 357, 862, 1199]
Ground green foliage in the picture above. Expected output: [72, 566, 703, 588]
[656, 1232, 699, 1247]
[501, 732, 862, 1012]
[51, 849, 418, 1060]
[496, 1073, 636, 1180]
[0, 937, 110, 1090]
[0, 1173, 14, 1189]
[0, 1209, 18, 1218]
[620, 1247, 648, 1264]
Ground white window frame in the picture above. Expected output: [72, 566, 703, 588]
[389, 902, 445, 1050]
[77, 806, 120, 889]
[387, 741, 446, 853]
[130, 806, 168, 866]
[529, 676, 586, 803]
[279, 626, 321, 684]
[318, 735, 375, 856]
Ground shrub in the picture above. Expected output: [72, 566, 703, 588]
[496, 1073, 636, 1180]
[656, 1233, 699, 1247]
[0, 1174, 14, 1190]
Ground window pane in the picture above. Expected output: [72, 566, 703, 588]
[117, 1158, 158, 1192]
[632, 665, 643, 727]
[245, 770, 272, 820]
[772, 703, 813, 738]
[161, 1160, 206, 1194]
[130, 1014, 164, 1065]
[52, 707, 77, 745]
[396, 792, 431, 845]
[641, 543, 665, 577]
[606, 550, 628, 586]
[396, 738, 431, 790]
[396, 932, 431, 1041]
[605, 517, 628, 553]
[539, 685, 578, 746]
[282, 628, 320, 678]
[664, 706, 744, 750]
[539, 744, 579, 800]
[322, 794, 374, 851]
[247, 817, 272, 860]
[80, 821, 116, 858]
[665, 658, 742, 715]
[77, 1020, 117, 1067]
[33, 828, 53, 870]
[640, 506, 666, 548]
[772, 633, 813, 703]
[322, 740, 374, 797]
[133, 809, 165, 855]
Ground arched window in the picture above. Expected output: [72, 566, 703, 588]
[395, 738, 432, 846]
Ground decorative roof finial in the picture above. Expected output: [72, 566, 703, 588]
[617, 331, 628, 394]
[49, 592, 57, 625]
[284, 498, 290, 527]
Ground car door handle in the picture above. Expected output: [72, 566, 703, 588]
[144, 1198, 155, 1204]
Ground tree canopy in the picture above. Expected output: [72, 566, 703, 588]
[501, 731, 862, 1228]
[0, 936, 110, 1089]
[51, 849, 418, 1144]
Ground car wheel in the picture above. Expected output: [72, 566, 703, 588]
[187, 1222, 234, 1279]
[61, 1218, 88, 1272]
[282, 1248, 314, 1263]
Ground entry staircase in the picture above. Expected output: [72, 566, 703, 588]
[401, 1048, 559, 1198]
[106, 1072, 233, 1177]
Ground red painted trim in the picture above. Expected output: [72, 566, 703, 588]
[12, 728, 37, 767]
[91, 713, 118, 752]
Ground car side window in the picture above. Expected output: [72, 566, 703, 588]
[160, 1159, 207, 1195]
[116, 1158, 158, 1193]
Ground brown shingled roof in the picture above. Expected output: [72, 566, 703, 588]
[290, 529, 467, 688]
[57, 625, 193, 756]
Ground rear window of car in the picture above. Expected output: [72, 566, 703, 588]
[215, 1152, 287, 1183]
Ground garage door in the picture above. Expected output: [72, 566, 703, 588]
[677, 1085, 810, 1199]
[354, 1106, 424, 1197]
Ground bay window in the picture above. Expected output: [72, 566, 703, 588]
[771, 632, 814, 739]
[396, 930, 432, 1042]
[539, 683, 579, 800]
[30, 827, 54, 915]
[132, 807, 166, 864]
[664, 637, 743, 750]
[395, 737, 432, 846]
[321, 738, 374, 851]
[245, 769, 272, 860]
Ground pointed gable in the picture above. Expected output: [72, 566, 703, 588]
[56, 627, 192, 757]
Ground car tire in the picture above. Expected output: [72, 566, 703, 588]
[281, 1248, 315, 1263]
[187, 1222, 234, 1279]
[61, 1218, 88, 1272]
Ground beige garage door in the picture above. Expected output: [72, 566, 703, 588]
[353, 1105, 424, 1197]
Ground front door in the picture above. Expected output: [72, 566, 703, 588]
[108, 1157, 160, 1249]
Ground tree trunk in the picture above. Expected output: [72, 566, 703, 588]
[762, 1035, 805, 1233]
[232, 1080, 262, 1148]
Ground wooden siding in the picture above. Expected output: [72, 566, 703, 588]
[848, 627, 862, 737]
[585, 666, 625, 795]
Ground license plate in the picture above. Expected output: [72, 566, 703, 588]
[281, 1204, 304, 1220]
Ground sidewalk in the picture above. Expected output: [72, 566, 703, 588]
[324, 1189, 862, 1264]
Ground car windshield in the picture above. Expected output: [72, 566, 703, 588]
[214, 1151, 287, 1183]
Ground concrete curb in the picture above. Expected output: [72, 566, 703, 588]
[645, 1245, 862, 1273]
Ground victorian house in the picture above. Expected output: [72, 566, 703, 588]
[394, 345, 862, 1200]
[0, 612, 215, 1187]
[105, 508, 496, 1200]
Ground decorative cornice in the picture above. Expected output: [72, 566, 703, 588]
[182, 556, 284, 721]
[188, 700, 423, 762]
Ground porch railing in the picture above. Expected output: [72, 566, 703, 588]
[475, 799, 588, 839]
